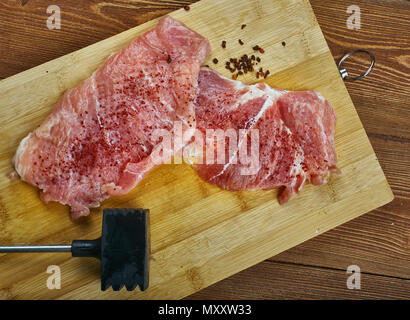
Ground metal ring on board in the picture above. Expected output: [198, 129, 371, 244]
[337, 49, 375, 81]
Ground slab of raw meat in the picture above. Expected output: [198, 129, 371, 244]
[14, 16, 211, 218]
[191, 68, 339, 203]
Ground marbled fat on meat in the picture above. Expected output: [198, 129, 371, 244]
[14, 16, 211, 218]
[192, 68, 339, 203]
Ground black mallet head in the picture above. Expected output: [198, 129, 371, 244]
[101, 208, 150, 291]
[71, 208, 150, 291]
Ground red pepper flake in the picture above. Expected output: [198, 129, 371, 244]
[222, 40, 226, 48]
[238, 39, 244, 45]
[241, 24, 247, 30]
[232, 73, 238, 80]
[184, 5, 190, 11]
[213, 58, 219, 64]
[259, 48, 265, 54]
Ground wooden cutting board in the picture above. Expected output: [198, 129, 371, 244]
[0, 0, 393, 299]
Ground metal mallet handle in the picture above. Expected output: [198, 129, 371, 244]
[0, 245, 72, 253]
[0, 238, 101, 258]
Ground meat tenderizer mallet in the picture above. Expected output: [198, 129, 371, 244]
[0, 208, 150, 291]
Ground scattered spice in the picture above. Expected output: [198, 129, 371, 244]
[167, 54, 172, 64]
[282, 41, 286, 47]
[213, 58, 219, 64]
[241, 24, 247, 30]
[252, 45, 265, 54]
[258, 67, 264, 78]
[224, 53, 260, 77]
[184, 5, 190, 11]
[222, 42, 268, 80]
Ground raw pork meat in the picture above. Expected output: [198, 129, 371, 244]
[14, 16, 211, 218]
[191, 68, 339, 203]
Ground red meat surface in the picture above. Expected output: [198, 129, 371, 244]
[191, 68, 339, 203]
[14, 16, 210, 218]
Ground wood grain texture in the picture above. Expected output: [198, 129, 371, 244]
[0, 0, 195, 78]
[0, 0, 406, 300]
[311, 0, 410, 141]
[188, 260, 410, 300]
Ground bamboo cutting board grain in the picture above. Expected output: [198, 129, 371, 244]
[0, 0, 393, 299]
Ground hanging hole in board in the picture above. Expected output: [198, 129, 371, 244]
[338, 49, 375, 81]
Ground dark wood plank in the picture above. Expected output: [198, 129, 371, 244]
[370, 134, 410, 199]
[0, 0, 195, 78]
[310, 0, 410, 140]
[187, 260, 410, 300]
[0, 0, 409, 299]
[270, 201, 410, 279]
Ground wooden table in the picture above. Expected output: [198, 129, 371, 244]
[0, 0, 408, 299]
